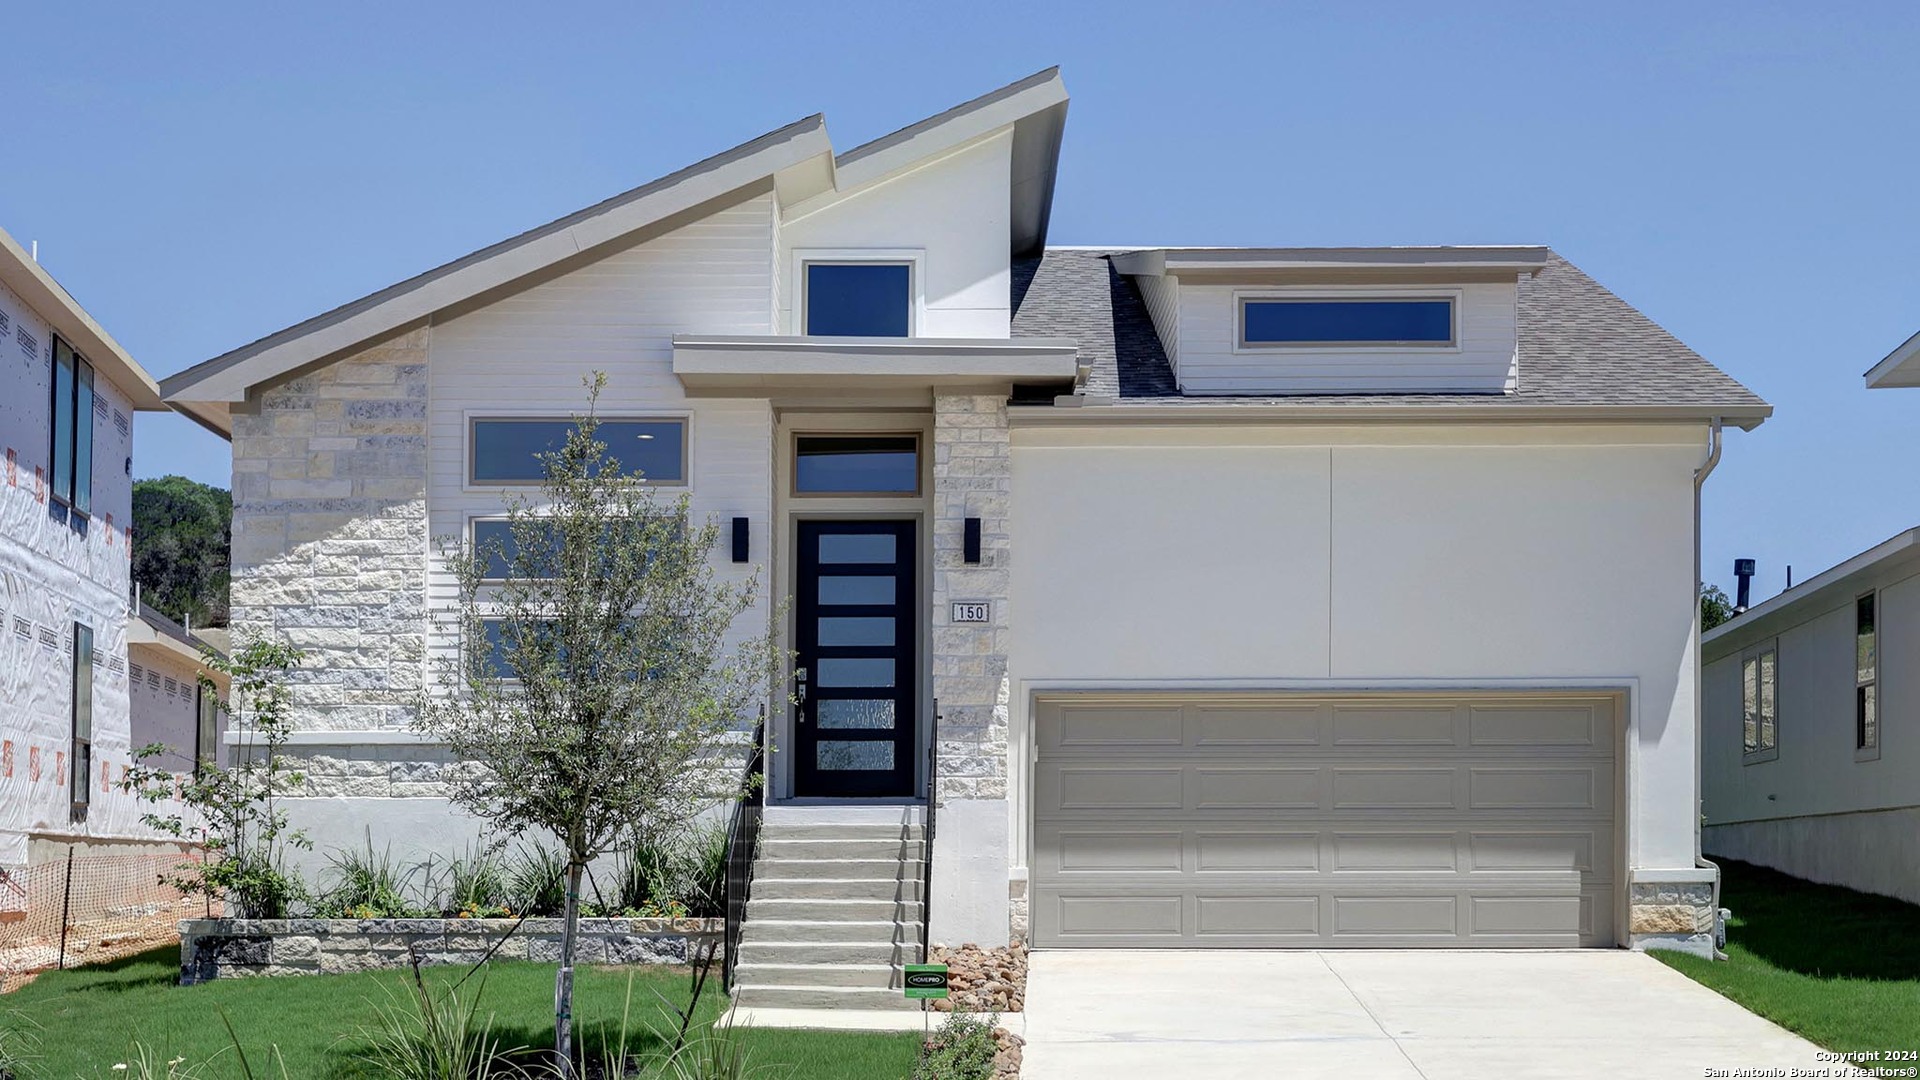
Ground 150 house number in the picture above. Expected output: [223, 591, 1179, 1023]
[951, 601, 990, 623]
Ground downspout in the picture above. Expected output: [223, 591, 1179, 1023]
[1692, 417, 1728, 960]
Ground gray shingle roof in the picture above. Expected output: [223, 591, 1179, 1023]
[1011, 248, 1768, 412]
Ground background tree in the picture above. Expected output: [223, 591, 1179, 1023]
[1701, 583, 1736, 632]
[416, 375, 780, 1077]
[132, 475, 232, 626]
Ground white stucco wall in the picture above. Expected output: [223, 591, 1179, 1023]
[1004, 421, 1708, 892]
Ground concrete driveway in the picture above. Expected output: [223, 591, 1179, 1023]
[1022, 950, 1853, 1079]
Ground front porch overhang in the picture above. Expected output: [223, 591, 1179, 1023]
[671, 334, 1079, 396]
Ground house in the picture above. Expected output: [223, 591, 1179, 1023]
[160, 69, 1769, 1006]
[0, 224, 216, 903]
[1700, 331, 1920, 906]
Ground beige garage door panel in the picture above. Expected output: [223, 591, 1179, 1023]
[1032, 695, 1618, 949]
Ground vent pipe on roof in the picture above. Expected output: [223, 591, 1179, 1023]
[1733, 559, 1755, 613]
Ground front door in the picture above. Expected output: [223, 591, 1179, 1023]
[794, 520, 917, 797]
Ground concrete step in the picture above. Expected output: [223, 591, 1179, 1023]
[752, 876, 926, 902]
[731, 962, 897, 988]
[759, 837, 927, 860]
[750, 857, 925, 881]
[759, 823, 925, 842]
[738, 914, 921, 941]
[746, 898, 924, 923]
[731, 984, 924, 1011]
[735, 938, 918, 966]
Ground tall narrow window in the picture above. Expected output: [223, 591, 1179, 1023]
[50, 337, 94, 518]
[71, 623, 93, 819]
[1856, 594, 1878, 755]
[1742, 643, 1778, 761]
[195, 682, 219, 774]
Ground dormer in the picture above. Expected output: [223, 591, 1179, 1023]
[1113, 247, 1551, 396]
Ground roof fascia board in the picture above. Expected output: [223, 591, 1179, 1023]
[832, 68, 1066, 190]
[162, 116, 832, 406]
[1116, 246, 1550, 275]
[1010, 402, 1771, 430]
[1864, 328, 1920, 389]
[780, 126, 1014, 225]
[1702, 527, 1920, 656]
[0, 226, 165, 410]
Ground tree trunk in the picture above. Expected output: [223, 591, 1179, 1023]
[554, 859, 585, 1077]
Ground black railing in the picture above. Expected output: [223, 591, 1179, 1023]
[922, 700, 938, 962]
[721, 717, 766, 994]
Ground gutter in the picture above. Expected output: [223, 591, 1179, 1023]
[1691, 417, 1728, 960]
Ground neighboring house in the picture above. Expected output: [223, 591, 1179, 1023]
[1701, 332, 1920, 905]
[0, 225, 215, 893]
[160, 69, 1769, 1003]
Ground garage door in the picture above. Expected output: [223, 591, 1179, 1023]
[1032, 694, 1618, 948]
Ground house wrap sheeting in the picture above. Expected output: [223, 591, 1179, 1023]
[0, 280, 178, 873]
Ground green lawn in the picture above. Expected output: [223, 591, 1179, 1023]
[1655, 858, 1920, 1054]
[1, 948, 920, 1079]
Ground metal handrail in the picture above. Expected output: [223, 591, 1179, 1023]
[923, 699, 938, 962]
[721, 717, 766, 994]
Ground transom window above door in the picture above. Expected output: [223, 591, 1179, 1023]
[469, 418, 686, 485]
[794, 435, 920, 496]
[803, 262, 912, 337]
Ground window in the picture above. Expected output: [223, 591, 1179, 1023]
[50, 337, 95, 517]
[1239, 297, 1455, 348]
[469, 418, 685, 486]
[794, 435, 920, 496]
[195, 682, 219, 774]
[1741, 642, 1778, 762]
[470, 516, 681, 580]
[70, 622, 93, 819]
[1857, 594, 1878, 757]
[804, 263, 911, 337]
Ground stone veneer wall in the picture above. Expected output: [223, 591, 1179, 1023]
[178, 917, 723, 983]
[928, 395, 1018, 943]
[229, 330, 432, 786]
[1628, 880, 1719, 957]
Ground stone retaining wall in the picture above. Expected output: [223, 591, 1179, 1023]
[178, 917, 724, 984]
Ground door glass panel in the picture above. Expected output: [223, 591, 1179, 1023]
[818, 617, 895, 647]
[818, 533, 897, 564]
[817, 658, 895, 688]
[817, 740, 894, 771]
[817, 699, 897, 729]
[819, 575, 894, 606]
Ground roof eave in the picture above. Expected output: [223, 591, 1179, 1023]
[1010, 400, 1772, 430]
[1703, 526, 1920, 656]
[0, 226, 166, 411]
[1864, 329, 1920, 389]
[1113, 246, 1552, 278]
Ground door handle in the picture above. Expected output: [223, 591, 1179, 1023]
[794, 666, 808, 707]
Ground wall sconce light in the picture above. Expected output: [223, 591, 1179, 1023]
[963, 517, 982, 564]
[731, 517, 749, 563]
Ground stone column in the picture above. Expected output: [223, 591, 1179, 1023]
[928, 394, 1014, 947]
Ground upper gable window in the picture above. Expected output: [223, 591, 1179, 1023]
[1239, 297, 1455, 349]
[805, 263, 912, 337]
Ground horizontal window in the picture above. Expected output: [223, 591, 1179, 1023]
[805, 262, 911, 337]
[1240, 297, 1455, 348]
[471, 517, 683, 579]
[794, 435, 919, 496]
[470, 418, 685, 485]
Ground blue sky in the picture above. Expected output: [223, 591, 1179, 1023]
[3, 2, 1915, 607]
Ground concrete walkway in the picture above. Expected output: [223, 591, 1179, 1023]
[1022, 950, 1856, 1079]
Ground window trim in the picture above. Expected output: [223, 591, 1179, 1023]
[792, 248, 925, 337]
[70, 622, 93, 819]
[1740, 639, 1780, 765]
[1855, 591, 1881, 762]
[789, 432, 924, 499]
[1232, 289, 1463, 353]
[465, 414, 690, 490]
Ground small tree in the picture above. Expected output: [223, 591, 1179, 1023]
[124, 638, 310, 917]
[1701, 583, 1736, 632]
[417, 374, 780, 1076]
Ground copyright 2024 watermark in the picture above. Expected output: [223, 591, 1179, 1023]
[1705, 1052, 1920, 1078]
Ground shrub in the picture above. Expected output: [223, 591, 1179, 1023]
[316, 841, 431, 919]
[913, 1011, 999, 1080]
[506, 845, 568, 918]
[437, 846, 510, 918]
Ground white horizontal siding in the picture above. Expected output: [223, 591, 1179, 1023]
[425, 194, 778, 674]
[1172, 281, 1519, 395]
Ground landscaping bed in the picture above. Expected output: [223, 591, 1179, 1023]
[927, 943, 1027, 1013]
[1655, 858, 1920, 1054]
